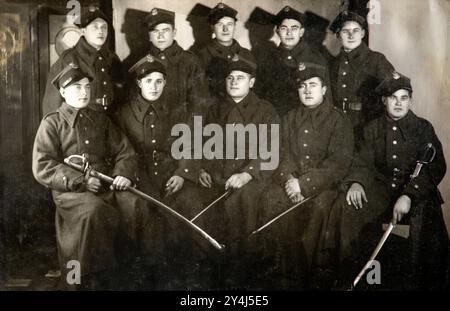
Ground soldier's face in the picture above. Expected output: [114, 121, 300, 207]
[149, 23, 176, 51]
[138, 71, 166, 101]
[277, 19, 304, 49]
[339, 21, 365, 51]
[298, 77, 327, 108]
[83, 18, 108, 50]
[226, 70, 255, 102]
[383, 89, 412, 120]
[214, 16, 235, 46]
[60, 78, 91, 109]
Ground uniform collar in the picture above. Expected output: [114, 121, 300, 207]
[340, 41, 369, 62]
[58, 102, 94, 127]
[222, 91, 259, 123]
[150, 40, 183, 59]
[279, 39, 310, 59]
[385, 110, 418, 141]
[207, 39, 242, 58]
[295, 98, 333, 130]
[75, 37, 108, 65]
[130, 92, 168, 123]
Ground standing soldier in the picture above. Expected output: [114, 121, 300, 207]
[32, 64, 136, 290]
[197, 2, 253, 102]
[257, 63, 354, 289]
[42, 6, 125, 115]
[329, 10, 395, 147]
[197, 54, 279, 289]
[144, 8, 210, 119]
[335, 73, 448, 290]
[114, 55, 205, 290]
[255, 6, 329, 116]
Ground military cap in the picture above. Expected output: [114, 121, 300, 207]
[273, 6, 306, 26]
[227, 54, 257, 76]
[375, 71, 413, 96]
[52, 63, 93, 89]
[207, 2, 238, 25]
[129, 54, 166, 80]
[145, 8, 175, 31]
[295, 62, 327, 86]
[76, 6, 109, 28]
[329, 10, 366, 33]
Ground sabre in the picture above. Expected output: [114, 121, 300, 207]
[352, 221, 395, 288]
[63, 154, 225, 251]
[250, 196, 314, 235]
[190, 190, 231, 222]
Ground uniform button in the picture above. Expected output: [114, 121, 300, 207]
[154, 171, 158, 175]
[79, 113, 83, 118]
[150, 124, 155, 128]
[151, 139, 156, 143]
[342, 84, 347, 88]
[305, 155, 310, 160]
[391, 183, 396, 188]
[101, 68, 105, 72]
[287, 55, 292, 60]
[104, 107, 107, 110]
[303, 143, 308, 147]
[392, 126, 397, 131]
[149, 112, 154, 115]
[312, 186, 316, 190]
[136, 177, 140, 181]
[306, 177, 311, 182]
[98, 56, 103, 60]
[184, 168, 189, 173]
[342, 71, 347, 76]
[249, 166, 253, 170]
[345, 61, 349, 65]
[227, 55, 231, 59]
[63, 176, 67, 181]
[304, 129, 309, 133]
[154, 162, 158, 166]
[103, 94, 107, 98]
[83, 127, 87, 131]
[414, 184, 419, 189]
[161, 55, 165, 60]
[392, 155, 397, 159]
[280, 173, 284, 176]
[393, 140, 397, 145]
[103, 81, 107, 85]
[343, 98, 348, 102]
[235, 157, 239, 160]
[85, 140, 89, 144]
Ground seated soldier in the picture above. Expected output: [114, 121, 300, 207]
[196, 54, 279, 289]
[257, 63, 354, 290]
[114, 55, 204, 290]
[335, 72, 449, 290]
[32, 64, 136, 290]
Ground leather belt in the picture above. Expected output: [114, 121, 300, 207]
[342, 101, 362, 112]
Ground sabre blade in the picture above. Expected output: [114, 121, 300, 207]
[190, 190, 230, 222]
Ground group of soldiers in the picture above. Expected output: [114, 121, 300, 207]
[32, 3, 449, 290]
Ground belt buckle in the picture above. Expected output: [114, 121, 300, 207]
[152, 150, 158, 162]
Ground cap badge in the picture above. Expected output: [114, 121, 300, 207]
[232, 54, 239, 62]
[146, 55, 154, 63]
[218, 3, 224, 9]
[88, 6, 97, 13]
[284, 6, 290, 12]
[298, 62, 306, 71]
[392, 71, 400, 80]
[151, 8, 158, 16]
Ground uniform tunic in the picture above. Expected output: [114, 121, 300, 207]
[258, 99, 354, 289]
[32, 103, 136, 282]
[197, 39, 254, 100]
[255, 39, 329, 116]
[148, 41, 210, 118]
[42, 37, 125, 115]
[334, 111, 448, 290]
[330, 42, 394, 143]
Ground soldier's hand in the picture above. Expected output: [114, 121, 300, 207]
[165, 175, 184, 196]
[225, 172, 252, 190]
[110, 176, 132, 191]
[86, 177, 102, 193]
[285, 178, 302, 202]
[392, 195, 411, 224]
[199, 169, 212, 188]
[346, 183, 368, 210]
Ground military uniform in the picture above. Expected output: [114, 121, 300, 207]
[329, 11, 395, 145]
[32, 101, 136, 287]
[145, 8, 210, 119]
[257, 63, 354, 289]
[332, 74, 448, 290]
[42, 8, 125, 116]
[255, 6, 329, 116]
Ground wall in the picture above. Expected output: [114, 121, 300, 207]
[370, 0, 450, 228]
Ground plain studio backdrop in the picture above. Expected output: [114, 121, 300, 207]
[112, 0, 450, 232]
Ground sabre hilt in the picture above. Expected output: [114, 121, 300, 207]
[63, 154, 114, 184]
[411, 143, 436, 178]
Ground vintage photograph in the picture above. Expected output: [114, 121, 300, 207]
[0, 0, 449, 293]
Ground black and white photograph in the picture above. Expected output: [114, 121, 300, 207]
[0, 0, 450, 299]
